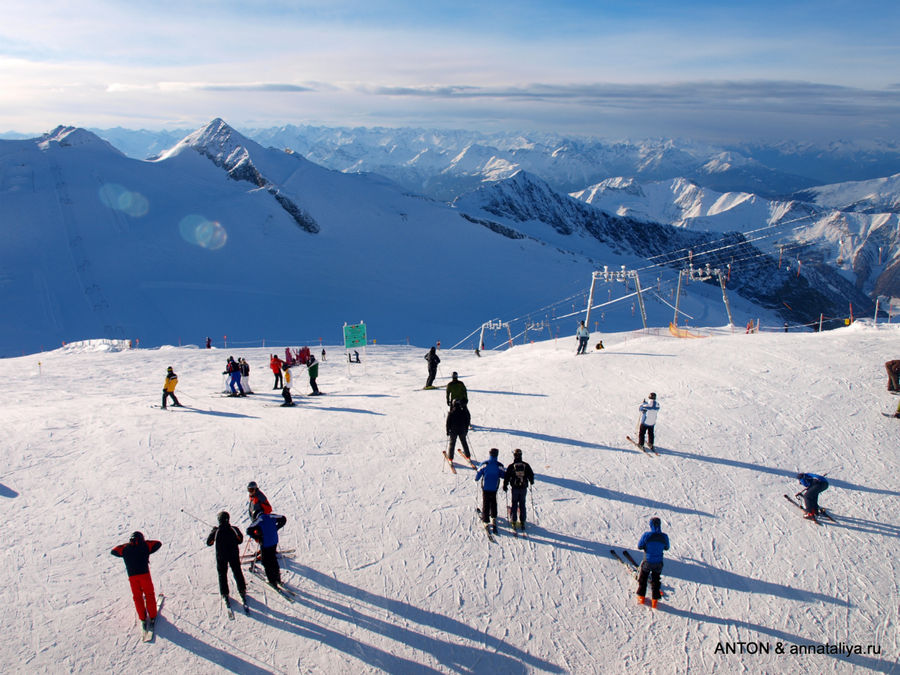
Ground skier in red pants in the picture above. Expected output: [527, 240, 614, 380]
[111, 532, 162, 631]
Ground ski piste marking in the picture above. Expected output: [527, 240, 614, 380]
[625, 436, 657, 456]
[142, 594, 164, 643]
[442, 451, 457, 474]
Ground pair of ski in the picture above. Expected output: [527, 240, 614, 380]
[625, 436, 658, 456]
[610, 550, 641, 578]
[248, 566, 298, 603]
[506, 506, 527, 539]
[240, 548, 295, 563]
[222, 594, 249, 620]
[783, 494, 836, 523]
[141, 594, 165, 643]
[443, 450, 477, 473]
[475, 508, 497, 543]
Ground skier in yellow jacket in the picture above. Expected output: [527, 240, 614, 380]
[162, 366, 181, 409]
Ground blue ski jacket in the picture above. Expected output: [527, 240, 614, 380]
[475, 457, 505, 492]
[247, 512, 286, 548]
[638, 519, 670, 565]
[798, 473, 828, 488]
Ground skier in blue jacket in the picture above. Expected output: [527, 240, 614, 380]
[636, 517, 670, 608]
[247, 512, 287, 587]
[796, 473, 829, 520]
[475, 448, 505, 533]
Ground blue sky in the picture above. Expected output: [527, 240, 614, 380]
[2, 0, 899, 141]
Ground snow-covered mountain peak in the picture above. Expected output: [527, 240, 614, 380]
[701, 151, 758, 174]
[38, 126, 120, 154]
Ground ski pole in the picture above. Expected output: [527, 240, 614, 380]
[180, 508, 214, 528]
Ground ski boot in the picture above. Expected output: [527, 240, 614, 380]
[651, 599, 659, 609]
[637, 596, 646, 605]
[491, 517, 498, 534]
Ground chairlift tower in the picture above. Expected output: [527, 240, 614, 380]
[673, 263, 734, 327]
[585, 265, 647, 330]
[478, 319, 512, 350]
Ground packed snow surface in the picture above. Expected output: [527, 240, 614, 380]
[2, 322, 898, 674]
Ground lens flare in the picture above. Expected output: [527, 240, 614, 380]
[178, 214, 227, 250]
[98, 183, 149, 217]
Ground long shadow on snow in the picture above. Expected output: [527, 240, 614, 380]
[307, 406, 385, 416]
[664, 449, 900, 497]
[822, 514, 900, 540]
[522, 528, 841, 606]
[477, 427, 631, 455]
[540, 474, 714, 517]
[465, 389, 547, 397]
[180, 408, 259, 420]
[0, 483, 18, 498]
[657, 605, 896, 674]
[153, 615, 273, 675]
[280, 563, 565, 673]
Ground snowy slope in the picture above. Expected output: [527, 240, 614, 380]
[793, 173, 900, 215]
[2, 323, 898, 673]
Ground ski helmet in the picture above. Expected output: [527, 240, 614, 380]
[513, 448, 522, 458]
[451, 371, 458, 379]
[217, 511, 230, 524]
[247, 481, 258, 491]
[489, 448, 499, 457]
[649, 517, 661, 530]
[649, 392, 656, 399]
[167, 366, 173, 372]
[129, 531, 145, 544]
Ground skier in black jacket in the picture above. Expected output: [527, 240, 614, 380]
[446, 399, 471, 461]
[206, 511, 247, 607]
[424, 346, 440, 388]
[502, 449, 535, 531]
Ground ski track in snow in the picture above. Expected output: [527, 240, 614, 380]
[2, 324, 899, 673]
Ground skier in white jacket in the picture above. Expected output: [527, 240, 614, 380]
[638, 393, 659, 451]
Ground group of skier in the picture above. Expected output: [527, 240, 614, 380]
[111, 480, 289, 630]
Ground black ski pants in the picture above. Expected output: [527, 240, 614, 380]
[510, 487, 527, 524]
[282, 387, 293, 405]
[162, 391, 180, 408]
[481, 490, 498, 523]
[310, 377, 319, 394]
[638, 423, 655, 447]
[259, 546, 281, 586]
[216, 553, 246, 598]
[425, 366, 438, 388]
[447, 431, 470, 460]
[801, 480, 829, 513]
[273, 371, 283, 389]
[637, 561, 663, 600]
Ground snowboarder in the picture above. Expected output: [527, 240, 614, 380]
[885, 359, 900, 392]
[446, 399, 472, 461]
[424, 346, 440, 389]
[281, 363, 293, 406]
[636, 517, 669, 608]
[307, 354, 320, 395]
[206, 511, 247, 607]
[638, 393, 659, 451]
[224, 357, 244, 396]
[247, 512, 287, 588]
[475, 448, 505, 533]
[502, 449, 535, 531]
[796, 473, 829, 520]
[110, 531, 162, 631]
[247, 481, 273, 521]
[162, 366, 181, 409]
[576, 320, 590, 355]
[239, 358, 252, 394]
[446, 371, 467, 408]
[270, 354, 283, 389]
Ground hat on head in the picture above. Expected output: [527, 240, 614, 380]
[489, 448, 499, 457]
[167, 366, 173, 372]
[129, 531, 145, 545]
[649, 392, 656, 399]
[513, 448, 522, 458]
[217, 511, 230, 524]
[247, 481, 258, 490]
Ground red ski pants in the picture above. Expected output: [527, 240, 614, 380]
[128, 573, 158, 620]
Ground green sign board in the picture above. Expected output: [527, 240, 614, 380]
[343, 323, 367, 349]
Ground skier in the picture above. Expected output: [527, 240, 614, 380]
[502, 449, 535, 531]
[576, 320, 590, 355]
[638, 393, 659, 451]
[424, 346, 440, 389]
[247, 481, 273, 521]
[162, 366, 181, 409]
[281, 363, 294, 406]
[247, 511, 287, 588]
[796, 473, 829, 520]
[321, 348, 326, 362]
[224, 357, 245, 396]
[885, 359, 900, 392]
[307, 353, 320, 395]
[239, 358, 252, 394]
[270, 354, 283, 389]
[475, 448, 506, 533]
[446, 371, 468, 408]
[206, 336, 212, 349]
[206, 511, 247, 609]
[446, 399, 471, 461]
[110, 531, 162, 631]
[636, 517, 669, 608]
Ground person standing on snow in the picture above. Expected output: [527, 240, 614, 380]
[110, 531, 162, 631]
[638, 393, 660, 451]
[239, 358, 252, 394]
[247, 511, 287, 588]
[576, 320, 590, 355]
[307, 353, 320, 395]
[885, 359, 900, 392]
[502, 449, 535, 531]
[446, 399, 472, 461]
[206, 511, 247, 609]
[270, 354, 283, 389]
[424, 346, 440, 389]
[247, 481, 273, 521]
[636, 517, 669, 608]
[446, 371, 468, 409]
[162, 366, 181, 409]
[796, 473, 829, 520]
[224, 357, 245, 397]
[281, 363, 294, 406]
[475, 448, 505, 533]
